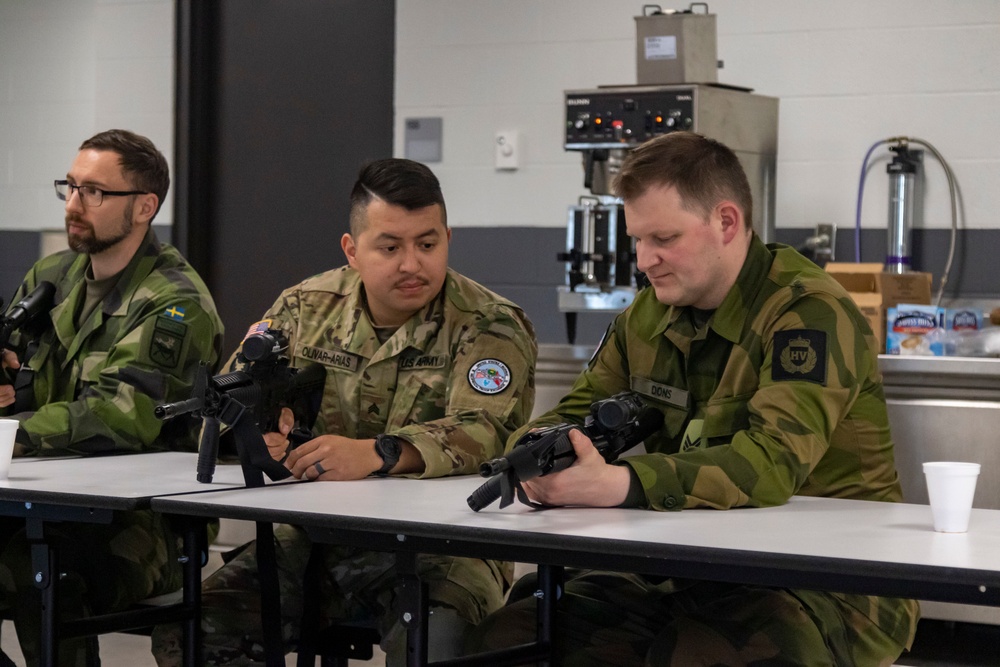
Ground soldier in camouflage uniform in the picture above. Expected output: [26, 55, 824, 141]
[0, 130, 223, 666]
[469, 132, 919, 666]
[152, 158, 537, 666]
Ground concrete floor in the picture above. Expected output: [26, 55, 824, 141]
[3, 616, 1000, 666]
[0, 620, 385, 666]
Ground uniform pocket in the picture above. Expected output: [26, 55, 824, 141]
[701, 392, 754, 445]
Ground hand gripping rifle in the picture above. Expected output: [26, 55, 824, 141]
[1, 281, 56, 375]
[154, 328, 326, 486]
[467, 392, 664, 511]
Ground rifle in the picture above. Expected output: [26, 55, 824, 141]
[155, 328, 326, 485]
[1, 282, 56, 378]
[468, 392, 664, 511]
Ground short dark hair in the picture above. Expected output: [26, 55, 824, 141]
[613, 131, 753, 230]
[80, 129, 170, 221]
[349, 158, 447, 235]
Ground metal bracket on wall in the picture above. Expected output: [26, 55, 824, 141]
[814, 223, 836, 265]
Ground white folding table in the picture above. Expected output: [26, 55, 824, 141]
[151, 474, 1000, 666]
[0, 452, 264, 667]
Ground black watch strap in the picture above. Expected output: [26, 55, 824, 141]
[374, 434, 402, 475]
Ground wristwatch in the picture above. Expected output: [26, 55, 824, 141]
[374, 434, 402, 475]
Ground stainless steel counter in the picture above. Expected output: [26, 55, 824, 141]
[879, 354, 1000, 625]
[879, 354, 1000, 509]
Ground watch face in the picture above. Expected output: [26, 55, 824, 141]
[377, 435, 401, 457]
[376, 435, 401, 473]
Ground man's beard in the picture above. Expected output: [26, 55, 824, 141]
[66, 206, 134, 255]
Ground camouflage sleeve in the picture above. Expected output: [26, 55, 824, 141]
[624, 292, 873, 511]
[394, 306, 538, 478]
[13, 295, 223, 456]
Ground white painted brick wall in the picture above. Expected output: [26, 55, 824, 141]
[0, 0, 174, 232]
[395, 0, 1000, 232]
[3, 1, 997, 237]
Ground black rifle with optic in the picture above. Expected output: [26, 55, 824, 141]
[468, 392, 664, 511]
[155, 328, 325, 486]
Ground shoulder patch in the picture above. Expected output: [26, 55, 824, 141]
[242, 319, 272, 342]
[149, 315, 188, 368]
[772, 329, 827, 385]
[468, 358, 511, 394]
[163, 305, 186, 321]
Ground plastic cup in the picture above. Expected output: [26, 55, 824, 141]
[0, 419, 18, 480]
[923, 461, 981, 533]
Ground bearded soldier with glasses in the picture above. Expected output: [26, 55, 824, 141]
[0, 129, 223, 666]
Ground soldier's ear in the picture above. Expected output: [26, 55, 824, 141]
[134, 193, 158, 225]
[341, 233, 358, 268]
[716, 201, 743, 244]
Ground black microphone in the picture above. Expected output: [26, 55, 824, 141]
[1, 281, 56, 349]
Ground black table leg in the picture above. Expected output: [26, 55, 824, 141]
[397, 551, 429, 667]
[536, 564, 563, 667]
[256, 521, 285, 666]
[178, 517, 204, 667]
[26, 517, 57, 667]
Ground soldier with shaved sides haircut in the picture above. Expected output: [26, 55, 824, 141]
[153, 158, 537, 666]
[470, 132, 919, 666]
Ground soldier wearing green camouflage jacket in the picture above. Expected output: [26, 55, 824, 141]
[152, 158, 537, 666]
[0, 130, 223, 667]
[1, 229, 222, 455]
[470, 132, 918, 666]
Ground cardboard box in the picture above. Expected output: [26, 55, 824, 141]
[825, 263, 933, 348]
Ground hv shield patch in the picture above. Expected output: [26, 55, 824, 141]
[149, 315, 188, 368]
[772, 330, 827, 385]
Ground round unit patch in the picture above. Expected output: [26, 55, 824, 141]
[468, 359, 511, 394]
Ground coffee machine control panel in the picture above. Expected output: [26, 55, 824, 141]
[565, 87, 696, 149]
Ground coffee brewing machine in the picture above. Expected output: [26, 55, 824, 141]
[557, 4, 779, 343]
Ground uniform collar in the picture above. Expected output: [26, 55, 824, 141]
[343, 269, 449, 360]
[49, 229, 161, 359]
[658, 234, 771, 346]
[707, 234, 771, 343]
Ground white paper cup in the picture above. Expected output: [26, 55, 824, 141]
[0, 419, 18, 480]
[923, 461, 981, 533]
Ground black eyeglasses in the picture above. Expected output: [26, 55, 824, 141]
[54, 180, 148, 207]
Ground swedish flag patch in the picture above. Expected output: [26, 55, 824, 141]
[772, 330, 827, 385]
[163, 305, 186, 321]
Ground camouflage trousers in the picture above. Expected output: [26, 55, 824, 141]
[151, 523, 510, 667]
[0, 512, 182, 667]
[468, 570, 919, 667]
